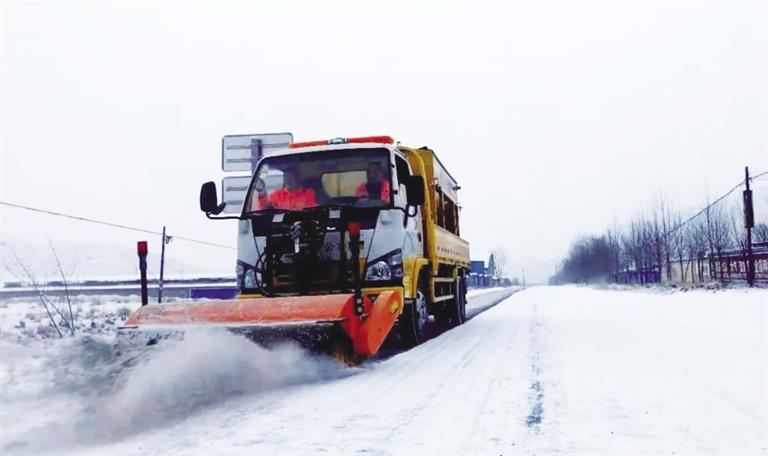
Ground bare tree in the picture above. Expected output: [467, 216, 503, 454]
[688, 216, 710, 283]
[491, 248, 508, 279]
[618, 212, 659, 285]
[657, 195, 675, 281]
[648, 206, 665, 283]
[702, 196, 731, 281]
[754, 223, 768, 243]
[605, 224, 624, 277]
[669, 210, 688, 283]
[4, 242, 78, 337]
[728, 204, 747, 254]
[5, 252, 64, 338]
[48, 239, 76, 336]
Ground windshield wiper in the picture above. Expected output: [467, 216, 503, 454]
[243, 208, 285, 218]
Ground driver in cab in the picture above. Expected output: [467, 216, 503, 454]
[252, 166, 318, 211]
[355, 162, 390, 202]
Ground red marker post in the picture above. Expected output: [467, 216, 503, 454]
[137, 241, 149, 306]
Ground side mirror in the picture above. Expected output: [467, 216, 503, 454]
[405, 175, 426, 207]
[200, 181, 225, 215]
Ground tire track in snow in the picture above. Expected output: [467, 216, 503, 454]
[526, 302, 545, 432]
[379, 290, 530, 454]
[379, 304, 512, 446]
[459, 306, 528, 454]
[522, 295, 567, 455]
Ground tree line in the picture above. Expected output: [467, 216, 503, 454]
[551, 194, 768, 285]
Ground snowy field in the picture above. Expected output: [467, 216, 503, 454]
[1, 286, 766, 455]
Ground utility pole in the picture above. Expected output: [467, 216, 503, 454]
[158, 226, 169, 302]
[744, 167, 755, 287]
[522, 267, 526, 287]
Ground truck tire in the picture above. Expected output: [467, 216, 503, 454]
[434, 301, 450, 328]
[398, 274, 429, 347]
[436, 276, 466, 329]
[455, 275, 467, 324]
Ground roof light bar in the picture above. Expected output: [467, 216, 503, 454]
[289, 135, 395, 149]
[347, 136, 394, 144]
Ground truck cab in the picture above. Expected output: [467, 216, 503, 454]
[202, 134, 470, 346]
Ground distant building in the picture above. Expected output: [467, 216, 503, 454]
[469, 259, 496, 288]
[487, 254, 496, 277]
[467, 253, 512, 288]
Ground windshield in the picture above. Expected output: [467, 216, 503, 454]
[245, 147, 392, 213]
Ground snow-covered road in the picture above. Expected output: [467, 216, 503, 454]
[3, 286, 766, 455]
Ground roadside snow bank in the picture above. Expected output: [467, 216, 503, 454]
[522, 286, 767, 455]
[467, 286, 508, 298]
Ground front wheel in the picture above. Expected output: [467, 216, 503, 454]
[397, 277, 429, 347]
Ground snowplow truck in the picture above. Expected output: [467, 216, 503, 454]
[123, 134, 470, 358]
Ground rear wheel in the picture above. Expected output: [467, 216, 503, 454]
[434, 302, 450, 328]
[398, 274, 429, 347]
[436, 275, 466, 329]
[455, 276, 467, 323]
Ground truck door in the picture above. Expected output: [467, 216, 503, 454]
[395, 154, 423, 257]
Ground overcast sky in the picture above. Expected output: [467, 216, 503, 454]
[1, 2, 766, 282]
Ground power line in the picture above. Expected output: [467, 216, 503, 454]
[5, 170, 767, 249]
[0, 201, 236, 250]
[665, 169, 768, 236]
[749, 170, 768, 181]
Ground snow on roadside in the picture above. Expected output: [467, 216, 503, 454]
[1, 329, 349, 454]
[0, 294, 141, 341]
[525, 286, 768, 455]
[467, 286, 521, 306]
[0, 295, 351, 454]
[467, 286, 508, 298]
[1, 293, 145, 450]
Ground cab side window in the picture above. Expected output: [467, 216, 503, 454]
[395, 155, 411, 203]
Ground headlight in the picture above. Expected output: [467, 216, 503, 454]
[366, 261, 392, 281]
[244, 269, 257, 289]
[365, 249, 403, 281]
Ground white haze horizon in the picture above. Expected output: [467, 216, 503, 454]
[1, 2, 766, 282]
